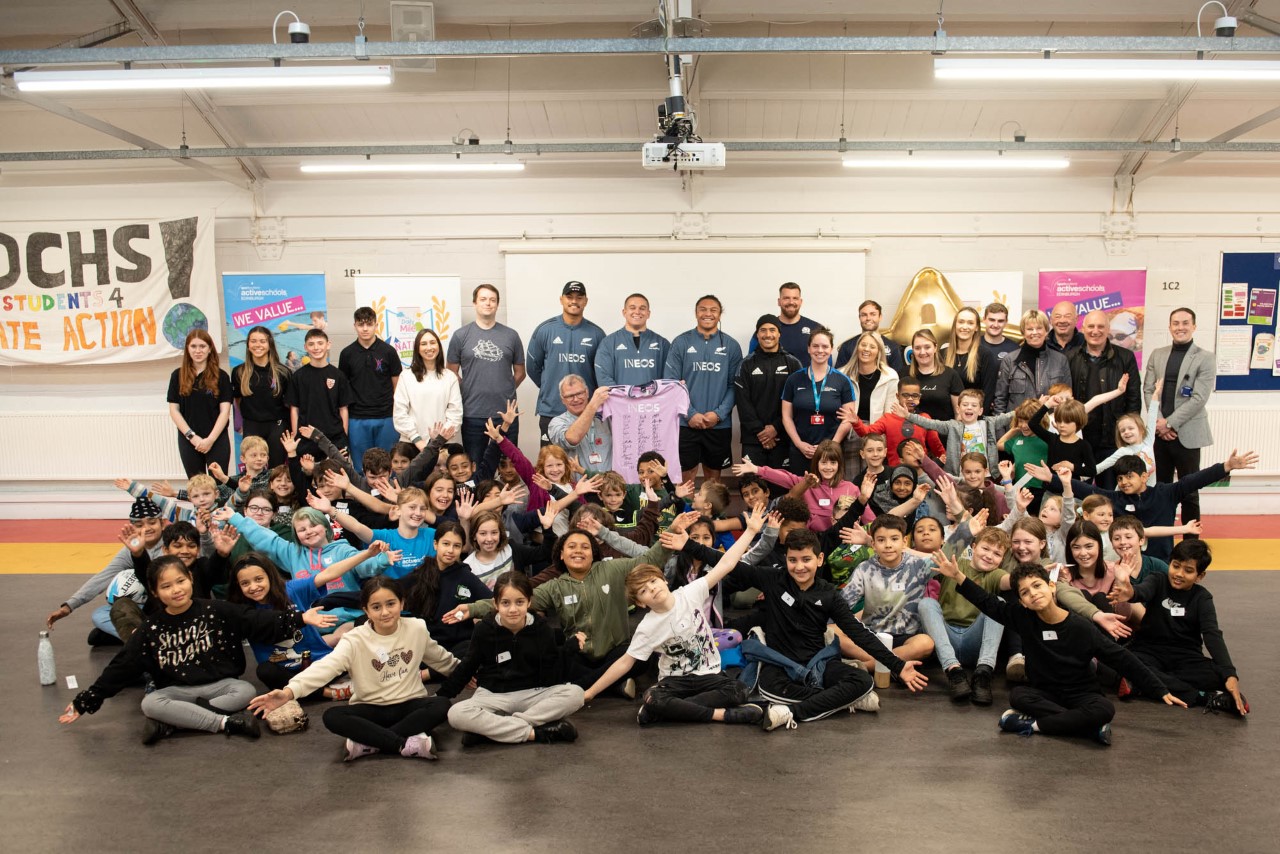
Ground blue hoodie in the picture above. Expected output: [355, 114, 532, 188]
[248, 578, 334, 664]
[228, 513, 389, 593]
[664, 329, 743, 428]
[526, 315, 606, 417]
[594, 327, 671, 387]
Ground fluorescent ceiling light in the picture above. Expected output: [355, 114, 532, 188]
[14, 65, 394, 92]
[843, 156, 1069, 171]
[935, 58, 1280, 81]
[300, 162, 526, 174]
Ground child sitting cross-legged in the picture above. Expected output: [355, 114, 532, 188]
[61, 556, 332, 745]
[1109, 539, 1249, 716]
[834, 514, 937, 672]
[726, 528, 929, 731]
[934, 552, 1185, 746]
[438, 571, 585, 746]
[582, 507, 767, 726]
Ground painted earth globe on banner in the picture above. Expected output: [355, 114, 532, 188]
[162, 302, 209, 349]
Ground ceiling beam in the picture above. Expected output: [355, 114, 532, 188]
[0, 83, 250, 188]
[1136, 103, 1280, 182]
[5, 35, 1280, 65]
[5, 139, 1280, 163]
[108, 0, 266, 185]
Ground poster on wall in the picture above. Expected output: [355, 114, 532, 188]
[1038, 268, 1147, 368]
[0, 214, 218, 366]
[1217, 253, 1280, 392]
[353, 274, 461, 366]
[946, 271, 1023, 320]
[221, 272, 329, 373]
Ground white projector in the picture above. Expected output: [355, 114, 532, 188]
[642, 141, 726, 170]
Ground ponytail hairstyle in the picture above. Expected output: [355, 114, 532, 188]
[359, 575, 404, 609]
[178, 329, 222, 396]
[237, 325, 289, 398]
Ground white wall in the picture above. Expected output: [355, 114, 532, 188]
[3, 172, 1278, 514]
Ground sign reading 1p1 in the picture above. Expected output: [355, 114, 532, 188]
[0, 214, 220, 366]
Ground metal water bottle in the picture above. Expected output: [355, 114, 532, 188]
[38, 631, 56, 686]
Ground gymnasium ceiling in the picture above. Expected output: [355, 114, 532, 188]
[4, 1, 1280, 186]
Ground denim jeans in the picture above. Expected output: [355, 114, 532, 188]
[462, 416, 519, 466]
[918, 597, 1004, 671]
[348, 417, 398, 472]
[91, 604, 120, 639]
[739, 636, 841, 691]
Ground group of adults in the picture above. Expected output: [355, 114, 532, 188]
[164, 279, 1216, 524]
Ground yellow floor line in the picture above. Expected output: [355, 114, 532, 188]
[1, 537, 1278, 574]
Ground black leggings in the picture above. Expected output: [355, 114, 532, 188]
[322, 697, 451, 754]
[177, 432, 232, 478]
[1010, 685, 1114, 736]
[256, 660, 323, 698]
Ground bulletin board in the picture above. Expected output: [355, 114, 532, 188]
[1216, 252, 1280, 391]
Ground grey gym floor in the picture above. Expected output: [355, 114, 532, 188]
[4, 571, 1276, 854]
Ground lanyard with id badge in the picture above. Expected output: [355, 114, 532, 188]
[808, 368, 828, 426]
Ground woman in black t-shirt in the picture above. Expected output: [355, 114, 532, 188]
[231, 325, 292, 468]
[940, 307, 999, 415]
[908, 329, 963, 421]
[167, 329, 234, 477]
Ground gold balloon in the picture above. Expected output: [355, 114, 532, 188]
[883, 267, 1023, 349]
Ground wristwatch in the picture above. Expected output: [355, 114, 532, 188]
[184, 429, 196, 439]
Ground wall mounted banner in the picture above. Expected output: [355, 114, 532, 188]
[221, 272, 328, 373]
[1038, 268, 1147, 369]
[0, 213, 218, 365]
[353, 273, 461, 366]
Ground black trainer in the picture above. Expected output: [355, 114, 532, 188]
[461, 731, 496, 747]
[224, 710, 261, 739]
[722, 703, 764, 725]
[141, 717, 174, 745]
[1204, 690, 1249, 717]
[533, 720, 578, 744]
[87, 628, 123, 647]
[947, 667, 972, 702]
[970, 665, 994, 707]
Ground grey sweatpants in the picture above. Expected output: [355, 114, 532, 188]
[447, 684, 584, 744]
[139, 678, 256, 732]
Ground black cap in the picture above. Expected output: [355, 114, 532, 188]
[562, 281, 587, 296]
[129, 495, 162, 521]
[755, 313, 782, 332]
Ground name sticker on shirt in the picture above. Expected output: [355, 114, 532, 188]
[818, 498, 831, 507]
[781, 592, 796, 606]
[496, 651, 512, 663]
[564, 594, 579, 605]
[1042, 630, 1058, 641]
[891, 581, 906, 592]
[1170, 605, 1186, 617]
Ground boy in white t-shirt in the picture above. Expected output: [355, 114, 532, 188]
[583, 507, 766, 726]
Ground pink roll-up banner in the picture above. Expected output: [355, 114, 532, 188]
[1038, 268, 1147, 369]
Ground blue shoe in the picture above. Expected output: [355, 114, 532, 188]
[1095, 723, 1112, 746]
[998, 708, 1035, 736]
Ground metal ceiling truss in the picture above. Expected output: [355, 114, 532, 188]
[5, 35, 1280, 66]
[6, 139, 1280, 163]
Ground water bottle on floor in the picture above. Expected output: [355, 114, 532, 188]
[38, 631, 56, 686]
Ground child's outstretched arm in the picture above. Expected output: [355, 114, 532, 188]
[312, 541, 394, 587]
[306, 491, 374, 544]
[1083, 372, 1129, 413]
[583, 652, 640, 703]
[299, 426, 362, 488]
[701, 506, 764, 590]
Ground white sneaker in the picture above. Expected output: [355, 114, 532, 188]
[344, 739, 379, 761]
[762, 704, 797, 732]
[400, 733, 437, 760]
[620, 677, 637, 700]
[747, 626, 766, 645]
[851, 690, 880, 713]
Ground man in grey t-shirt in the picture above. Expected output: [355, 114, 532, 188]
[446, 284, 526, 463]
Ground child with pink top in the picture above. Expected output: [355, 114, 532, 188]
[732, 440, 859, 532]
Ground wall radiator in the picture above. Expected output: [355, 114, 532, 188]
[0, 411, 188, 480]
[0, 407, 1276, 481]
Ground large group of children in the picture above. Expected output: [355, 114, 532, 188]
[47, 290, 1254, 760]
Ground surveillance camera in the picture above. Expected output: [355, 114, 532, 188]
[1214, 15, 1237, 37]
[1013, 132, 1026, 143]
[288, 21, 311, 43]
